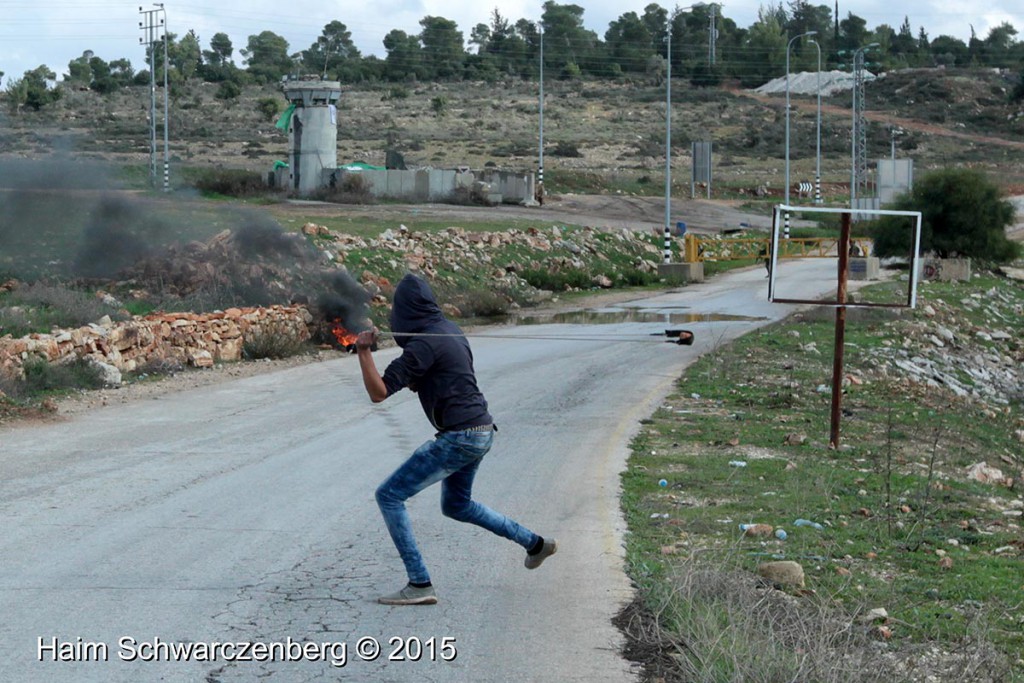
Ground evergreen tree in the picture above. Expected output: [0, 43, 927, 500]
[419, 16, 465, 79]
[242, 31, 293, 83]
[872, 169, 1019, 263]
[303, 21, 361, 81]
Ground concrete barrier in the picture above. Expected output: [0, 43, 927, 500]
[657, 262, 705, 283]
[921, 258, 971, 282]
[849, 257, 880, 280]
[320, 168, 536, 204]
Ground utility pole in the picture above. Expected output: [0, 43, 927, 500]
[139, 4, 169, 192]
[850, 43, 877, 210]
[159, 4, 169, 193]
[139, 6, 160, 188]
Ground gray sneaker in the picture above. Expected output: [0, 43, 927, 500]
[378, 584, 438, 606]
[524, 538, 558, 569]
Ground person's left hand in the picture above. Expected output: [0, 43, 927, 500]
[356, 327, 378, 350]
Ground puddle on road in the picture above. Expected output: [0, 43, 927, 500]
[507, 309, 769, 325]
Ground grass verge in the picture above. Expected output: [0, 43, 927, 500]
[619, 274, 1024, 682]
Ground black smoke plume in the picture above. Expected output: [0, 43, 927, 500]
[316, 270, 371, 332]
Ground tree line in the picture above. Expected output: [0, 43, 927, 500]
[4, 0, 1024, 110]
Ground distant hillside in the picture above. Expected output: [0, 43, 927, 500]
[1, 68, 1021, 195]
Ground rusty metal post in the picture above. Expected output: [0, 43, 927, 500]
[830, 212, 852, 449]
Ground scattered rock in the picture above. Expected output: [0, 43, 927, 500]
[966, 462, 1005, 485]
[783, 433, 807, 446]
[859, 607, 888, 623]
[89, 361, 122, 386]
[757, 561, 805, 588]
[872, 625, 893, 640]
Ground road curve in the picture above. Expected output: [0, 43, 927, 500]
[0, 260, 840, 682]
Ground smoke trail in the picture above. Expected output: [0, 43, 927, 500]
[316, 270, 371, 332]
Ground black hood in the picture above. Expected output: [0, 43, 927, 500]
[390, 274, 445, 346]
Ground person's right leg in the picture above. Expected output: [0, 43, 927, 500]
[376, 439, 453, 595]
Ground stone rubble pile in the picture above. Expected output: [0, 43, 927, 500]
[863, 285, 1023, 405]
[323, 223, 666, 292]
[0, 306, 312, 382]
[116, 228, 315, 300]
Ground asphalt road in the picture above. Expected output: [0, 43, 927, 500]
[0, 260, 841, 682]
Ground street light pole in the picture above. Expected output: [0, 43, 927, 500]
[663, 14, 673, 264]
[664, 4, 705, 265]
[809, 38, 822, 204]
[785, 30, 816, 239]
[538, 24, 544, 206]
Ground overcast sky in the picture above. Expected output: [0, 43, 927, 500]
[1, 0, 1021, 81]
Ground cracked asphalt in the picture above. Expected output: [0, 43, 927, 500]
[0, 261, 841, 682]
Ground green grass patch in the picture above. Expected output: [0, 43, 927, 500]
[620, 276, 1024, 680]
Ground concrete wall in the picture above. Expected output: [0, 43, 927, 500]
[326, 168, 536, 205]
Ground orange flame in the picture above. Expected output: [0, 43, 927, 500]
[331, 321, 359, 348]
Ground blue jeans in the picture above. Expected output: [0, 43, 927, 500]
[375, 429, 540, 585]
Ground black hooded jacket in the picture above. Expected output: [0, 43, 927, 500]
[382, 274, 493, 432]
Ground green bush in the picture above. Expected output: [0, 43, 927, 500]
[256, 96, 282, 120]
[871, 168, 1019, 263]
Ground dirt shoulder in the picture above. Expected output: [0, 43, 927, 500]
[273, 193, 797, 235]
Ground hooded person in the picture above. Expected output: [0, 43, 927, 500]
[356, 274, 557, 606]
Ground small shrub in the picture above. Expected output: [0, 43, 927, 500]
[315, 172, 375, 204]
[215, 81, 242, 101]
[443, 287, 510, 318]
[431, 96, 448, 117]
[551, 141, 582, 158]
[131, 355, 185, 376]
[445, 185, 494, 207]
[3, 283, 124, 335]
[255, 96, 282, 120]
[18, 357, 106, 395]
[242, 319, 308, 360]
[194, 169, 267, 197]
[519, 267, 593, 291]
